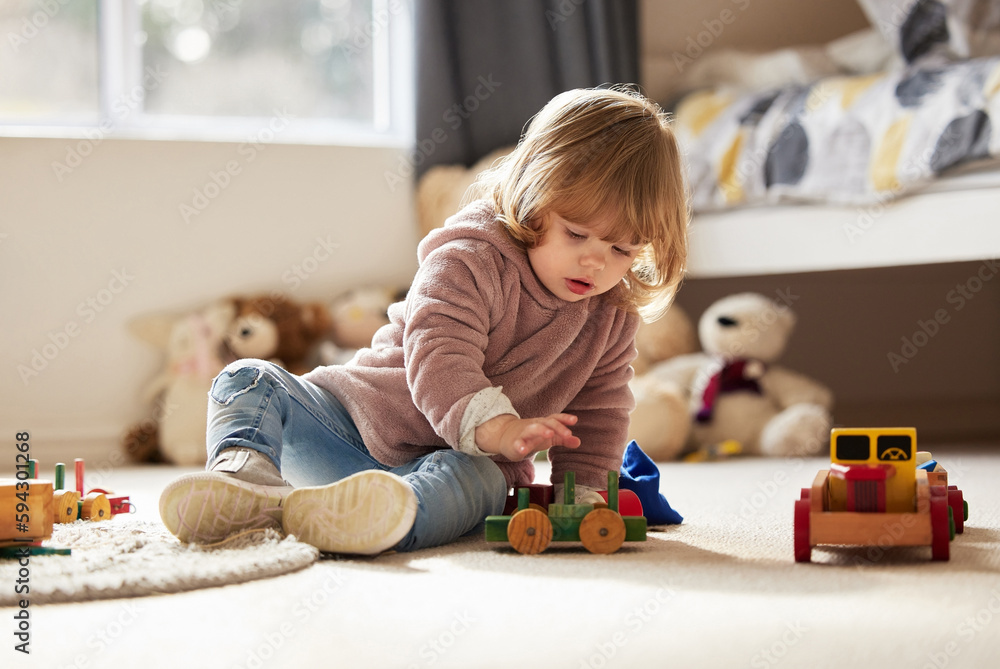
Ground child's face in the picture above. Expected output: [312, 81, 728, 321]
[527, 212, 640, 303]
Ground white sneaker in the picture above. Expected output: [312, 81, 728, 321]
[282, 470, 418, 555]
[159, 448, 294, 544]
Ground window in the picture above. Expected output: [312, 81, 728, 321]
[834, 434, 869, 461]
[1, 0, 412, 144]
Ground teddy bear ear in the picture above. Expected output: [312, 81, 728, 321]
[126, 312, 177, 350]
[203, 299, 238, 332]
[301, 303, 334, 337]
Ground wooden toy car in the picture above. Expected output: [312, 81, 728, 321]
[794, 427, 966, 563]
[485, 471, 646, 554]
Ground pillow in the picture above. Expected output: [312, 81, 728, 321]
[857, 0, 1000, 62]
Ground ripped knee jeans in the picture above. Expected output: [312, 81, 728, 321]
[206, 359, 508, 551]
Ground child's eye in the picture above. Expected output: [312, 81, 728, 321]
[612, 246, 633, 257]
[566, 229, 586, 240]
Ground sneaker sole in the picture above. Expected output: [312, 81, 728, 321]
[159, 472, 293, 544]
[282, 470, 417, 555]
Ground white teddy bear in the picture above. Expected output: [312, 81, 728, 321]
[629, 292, 834, 461]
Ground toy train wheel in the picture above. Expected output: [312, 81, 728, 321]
[81, 492, 111, 522]
[794, 499, 811, 563]
[930, 496, 950, 561]
[507, 508, 552, 555]
[53, 490, 81, 523]
[579, 508, 626, 554]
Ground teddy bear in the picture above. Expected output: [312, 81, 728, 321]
[123, 299, 238, 465]
[628, 292, 834, 461]
[633, 302, 698, 375]
[416, 146, 513, 238]
[124, 294, 337, 464]
[225, 294, 334, 374]
[327, 285, 403, 349]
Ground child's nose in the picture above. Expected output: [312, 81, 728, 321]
[580, 245, 606, 269]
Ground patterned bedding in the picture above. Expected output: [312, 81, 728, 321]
[673, 0, 1000, 213]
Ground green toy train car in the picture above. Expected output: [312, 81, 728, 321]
[485, 471, 646, 554]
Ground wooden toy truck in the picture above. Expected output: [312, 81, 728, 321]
[794, 427, 966, 563]
[485, 471, 646, 554]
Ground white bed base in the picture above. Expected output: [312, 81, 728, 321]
[688, 178, 1000, 278]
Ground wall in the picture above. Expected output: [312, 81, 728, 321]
[0, 137, 418, 467]
[640, 0, 871, 103]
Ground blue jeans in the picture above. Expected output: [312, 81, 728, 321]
[206, 359, 509, 552]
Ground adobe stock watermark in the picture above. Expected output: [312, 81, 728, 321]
[739, 456, 809, 520]
[749, 620, 809, 669]
[16, 268, 136, 385]
[544, 0, 587, 29]
[921, 588, 1000, 669]
[6, 0, 71, 53]
[887, 258, 998, 373]
[383, 74, 502, 192]
[843, 154, 936, 245]
[719, 85, 838, 204]
[340, 0, 407, 58]
[233, 567, 349, 669]
[281, 236, 340, 291]
[407, 610, 476, 668]
[179, 108, 294, 224]
[846, 111, 982, 244]
[54, 600, 145, 669]
[577, 582, 678, 669]
[672, 0, 753, 73]
[51, 66, 169, 183]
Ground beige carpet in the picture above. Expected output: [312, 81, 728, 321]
[3, 446, 998, 668]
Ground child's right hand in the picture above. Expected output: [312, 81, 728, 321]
[475, 413, 581, 462]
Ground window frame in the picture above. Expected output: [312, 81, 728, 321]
[1, 0, 414, 147]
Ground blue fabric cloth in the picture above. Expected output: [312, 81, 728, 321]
[619, 440, 683, 525]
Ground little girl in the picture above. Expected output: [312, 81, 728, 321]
[159, 86, 689, 555]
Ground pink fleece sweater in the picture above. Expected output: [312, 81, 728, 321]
[304, 200, 640, 489]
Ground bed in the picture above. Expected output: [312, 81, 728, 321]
[659, 0, 1000, 278]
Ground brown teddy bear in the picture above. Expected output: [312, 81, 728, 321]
[123, 294, 335, 464]
[225, 294, 334, 375]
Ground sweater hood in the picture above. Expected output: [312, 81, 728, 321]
[418, 200, 570, 312]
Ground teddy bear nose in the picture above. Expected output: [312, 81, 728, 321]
[717, 316, 738, 327]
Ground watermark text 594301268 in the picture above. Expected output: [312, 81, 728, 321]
[11, 431, 34, 654]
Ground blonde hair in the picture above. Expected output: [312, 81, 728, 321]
[468, 86, 689, 322]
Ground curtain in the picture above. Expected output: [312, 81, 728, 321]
[413, 0, 639, 179]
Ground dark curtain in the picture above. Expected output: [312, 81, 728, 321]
[413, 0, 639, 179]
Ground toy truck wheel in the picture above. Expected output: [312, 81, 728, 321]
[794, 499, 811, 563]
[930, 496, 950, 561]
[507, 508, 553, 555]
[947, 488, 965, 534]
[579, 508, 626, 554]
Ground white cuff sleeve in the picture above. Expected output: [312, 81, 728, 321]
[458, 386, 519, 457]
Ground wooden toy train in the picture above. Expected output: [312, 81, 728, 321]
[485, 471, 646, 554]
[1, 458, 132, 556]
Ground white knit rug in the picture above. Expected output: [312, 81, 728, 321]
[0, 518, 318, 605]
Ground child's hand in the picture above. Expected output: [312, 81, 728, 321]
[475, 413, 580, 461]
